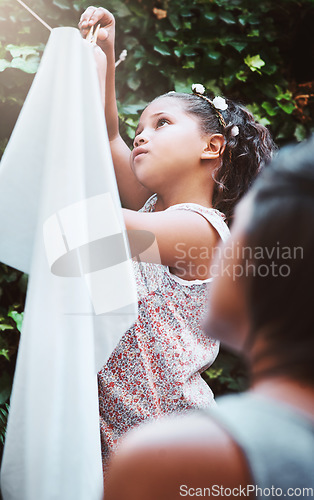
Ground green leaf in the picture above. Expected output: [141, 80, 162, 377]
[219, 12, 236, 24]
[262, 62, 277, 75]
[258, 117, 271, 126]
[168, 13, 181, 30]
[261, 101, 277, 117]
[277, 101, 295, 114]
[238, 15, 247, 26]
[275, 120, 296, 141]
[244, 54, 265, 73]
[247, 13, 260, 25]
[0, 372, 11, 405]
[182, 46, 197, 56]
[206, 367, 223, 379]
[222, 75, 234, 86]
[126, 126, 136, 140]
[247, 29, 259, 37]
[18, 273, 28, 295]
[8, 310, 24, 333]
[204, 79, 222, 96]
[0, 59, 10, 72]
[11, 56, 40, 74]
[153, 43, 171, 57]
[5, 44, 41, 74]
[294, 124, 307, 142]
[124, 37, 138, 50]
[275, 85, 292, 101]
[181, 8, 193, 18]
[133, 47, 146, 60]
[6, 45, 40, 58]
[232, 42, 247, 53]
[121, 103, 147, 115]
[127, 75, 141, 91]
[0, 348, 10, 361]
[0, 404, 9, 445]
[124, 117, 139, 128]
[174, 48, 182, 58]
[204, 12, 217, 22]
[135, 60, 144, 71]
[182, 60, 195, 69]
[0, 324, 14, 332]
[174, 81, 194, 93]
[207, 51, 221, 61]
[156, 32, 171, 43]
[235, 70, 248, 82]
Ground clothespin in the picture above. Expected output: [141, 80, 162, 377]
[86, 23, 127, 68]
[86, 24, 101, 45]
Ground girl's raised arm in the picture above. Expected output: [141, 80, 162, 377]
[78, 7, 153, 210]
[123, 208, 221, 281]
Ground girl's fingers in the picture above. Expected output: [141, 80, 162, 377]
[78, 6, 114, 43]
[79, 7, 113, 28]
[79, 26, 109, 42]
[78, 6, 100, 33]
[79, 5, 97, 26]
[96, 28, 109, 42]
[90, 8, 114, 28]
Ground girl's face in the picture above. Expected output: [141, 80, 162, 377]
[131, 97, 211, 191]
[203, 194, 254, 353]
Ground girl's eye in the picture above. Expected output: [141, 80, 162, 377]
[156, 118, 169, 128]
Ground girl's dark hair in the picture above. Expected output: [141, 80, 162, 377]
[157, 92, 276, 225]
[242, 136, 314, 384]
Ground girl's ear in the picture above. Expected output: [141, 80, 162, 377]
[201, 134, 225, 160]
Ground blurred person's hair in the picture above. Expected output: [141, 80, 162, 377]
[242, 136, 314, 383]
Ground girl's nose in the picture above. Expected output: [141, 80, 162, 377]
[133, 132, 148, 148]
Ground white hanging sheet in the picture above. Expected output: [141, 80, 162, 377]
[0, 27, 138, 500]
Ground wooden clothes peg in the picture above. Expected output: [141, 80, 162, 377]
[86, 24, 101, 45]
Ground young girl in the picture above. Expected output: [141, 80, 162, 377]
[104, 137, 314, 499]
[78, 7, 276, 471]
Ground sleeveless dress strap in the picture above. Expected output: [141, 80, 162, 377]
[165, 202, 230, 243]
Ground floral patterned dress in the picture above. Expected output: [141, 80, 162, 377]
[98, 194, 230, 470]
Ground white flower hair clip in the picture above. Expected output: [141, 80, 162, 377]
[191, 83, 205, 95]
[231, 125, 239, 137]
[212, 96, 228, 111]
[191, 84, 227, 128]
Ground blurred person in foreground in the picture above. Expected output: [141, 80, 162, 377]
[104, 136, 314, 499]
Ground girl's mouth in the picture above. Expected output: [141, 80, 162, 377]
[132, 147, 148, 161]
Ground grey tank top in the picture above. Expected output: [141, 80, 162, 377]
[208, 393, 314, 499]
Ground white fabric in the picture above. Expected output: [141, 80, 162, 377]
[0, 27, 138, 500]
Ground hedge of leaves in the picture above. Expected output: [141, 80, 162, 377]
[0, 0, 313, 455]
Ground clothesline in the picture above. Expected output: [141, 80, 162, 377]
[16, 0, 52, 32]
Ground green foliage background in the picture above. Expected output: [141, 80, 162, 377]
[0, 0, 313, 457]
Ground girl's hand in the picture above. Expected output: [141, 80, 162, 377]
[78, 6, 152, 210]
[78, 6, 115, 52]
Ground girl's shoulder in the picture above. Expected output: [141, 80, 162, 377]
[166, 201, 230, 243]
[139, 194, 230, 243]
